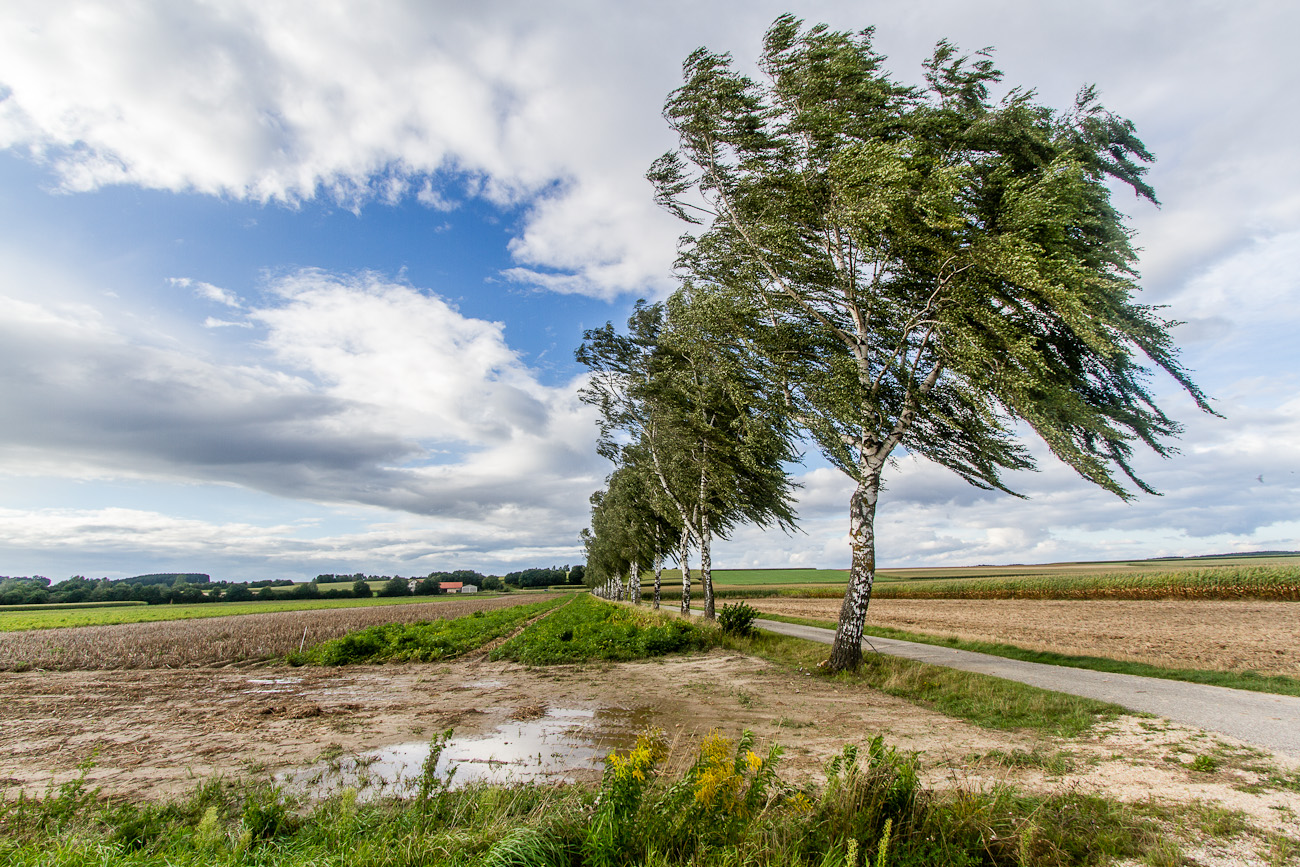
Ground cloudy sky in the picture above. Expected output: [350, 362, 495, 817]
[1, 1, 1296, 581]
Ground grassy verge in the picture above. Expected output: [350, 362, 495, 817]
[717, 628, 1123, 738]
[0, 729, 1196, 867]
[490, 595, 719, 665]
[290, 596, 566, 665]
[0, 593, 512, 632]
[756, 611, 1300, 698]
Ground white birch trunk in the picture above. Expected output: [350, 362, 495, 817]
[629, 561, 640, 605]
[653, 555, 663, 610]
[678, 528, 692, 614]
[828, 471, 880, 671]
[700, 510, 715, 620]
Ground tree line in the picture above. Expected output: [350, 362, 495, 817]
[0, 565, 586, 607]
[577, 15, 1214, 671]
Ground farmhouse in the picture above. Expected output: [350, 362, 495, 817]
[438, 581, 475, 594]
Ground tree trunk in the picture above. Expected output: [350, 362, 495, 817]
[827, 472, 880, 671]
[629, 561, 640, 604]
[700, 511, 715, 620]
[653, 555, 663, 610]
[679, 528, 692, 615]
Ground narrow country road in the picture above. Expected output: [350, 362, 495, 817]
[755, 618, 1300, 758]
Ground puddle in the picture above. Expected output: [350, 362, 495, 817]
[279, 706, 653, 800]
[461, 680, 505, 690]
[244, 677, 303, 695]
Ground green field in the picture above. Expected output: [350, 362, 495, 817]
[0, 593, 502, 632]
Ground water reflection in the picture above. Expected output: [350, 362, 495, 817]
[279, 706, 653, 800]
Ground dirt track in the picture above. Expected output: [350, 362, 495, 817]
[742, 598, 1300, 677]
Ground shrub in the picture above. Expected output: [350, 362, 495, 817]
[718, 602, 759, 637]
[491, 595, 718, 665]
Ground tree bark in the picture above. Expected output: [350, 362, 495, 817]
[653, 556, 663, 610]
[679, 528, 692, 614]
[700, 511, 715, 620]
[827, 472, 880, 671]
[629, 561, 640, 604]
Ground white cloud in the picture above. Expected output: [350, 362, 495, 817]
[173, 277, 244, 309]
[0, 269, 605, 524]
[0, 506, 586, 578]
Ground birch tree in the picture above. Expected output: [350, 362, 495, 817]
[578, 292, 798, 618]
[650, 16, 1216, 669]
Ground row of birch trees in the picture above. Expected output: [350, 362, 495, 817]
[579, 16, 1214, 668]
[578, 288, 799, 618]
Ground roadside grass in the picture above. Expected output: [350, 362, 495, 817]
[491, 595, 718, 665]
[0, 729, 1197, 867]
[0, 592, 516, 633]
[720, 629, 1123, 737]
[290, 596, 567, 665]
[755, 612, 1300, 698]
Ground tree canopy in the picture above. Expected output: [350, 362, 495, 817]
[650, 15, 1215, 669]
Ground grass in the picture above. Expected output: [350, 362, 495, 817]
[754, 611, 1300, 697]
[0, 596, 542, 670]
[0, 600, 148, 612]
[718, 628, 1124, 737]
[0, 592, 512, 633]
[490, 595, 719, 665]
[0, 729, 1191, 867]
[290, 596, 565, 665]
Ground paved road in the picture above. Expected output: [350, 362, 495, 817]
[756, 618, 1300, 758]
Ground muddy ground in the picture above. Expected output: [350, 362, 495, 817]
[743, 598, 1300, 677]
[3, 598, 1299, 864]
[2, 652, 1298, 843]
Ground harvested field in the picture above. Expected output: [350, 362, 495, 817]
[743, 597, 1300, 677]
[0, 595, 538, 670]
[3, 652, 1298, 846]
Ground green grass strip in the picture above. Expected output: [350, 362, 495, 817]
[756, 612, 1300, 698]
[0, 592, 524, 632]
[720, 627, 1124, 737]
[491, 595, 718, 665]
[291, 596, 566, 665]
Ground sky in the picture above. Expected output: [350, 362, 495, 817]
[1, 1, 1297, 581]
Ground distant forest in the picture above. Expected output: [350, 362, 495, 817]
[0, 564, 585, 607]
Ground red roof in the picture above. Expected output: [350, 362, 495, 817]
[439, 582, 463, 589]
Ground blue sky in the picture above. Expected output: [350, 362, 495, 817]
[1, 1, 1297, 581]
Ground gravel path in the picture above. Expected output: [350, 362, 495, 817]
[758, 618, 1300, 758]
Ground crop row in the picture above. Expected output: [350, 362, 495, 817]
[703, 565, 1300, 601]
[0, 596, 537, 671]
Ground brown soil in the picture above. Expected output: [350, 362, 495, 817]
[742, 598, 1300, 677]
[3, 600, 1298, 862]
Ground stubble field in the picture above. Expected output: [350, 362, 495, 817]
[743, 597, 1300, 677]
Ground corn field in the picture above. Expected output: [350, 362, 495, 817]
[869, 565, 1300, 601]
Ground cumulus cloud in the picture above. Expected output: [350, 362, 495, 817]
[3, 2, 1297, 304]
[0, 506, 586, 578]
[0, 270, 604, 524]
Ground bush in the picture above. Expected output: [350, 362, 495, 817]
[292, 598, 563, 665]
[718, 602, 759, 637]
[491, 595, 718, 665]
[376, 578, 410, 597]
[352, 579, 373, 599]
